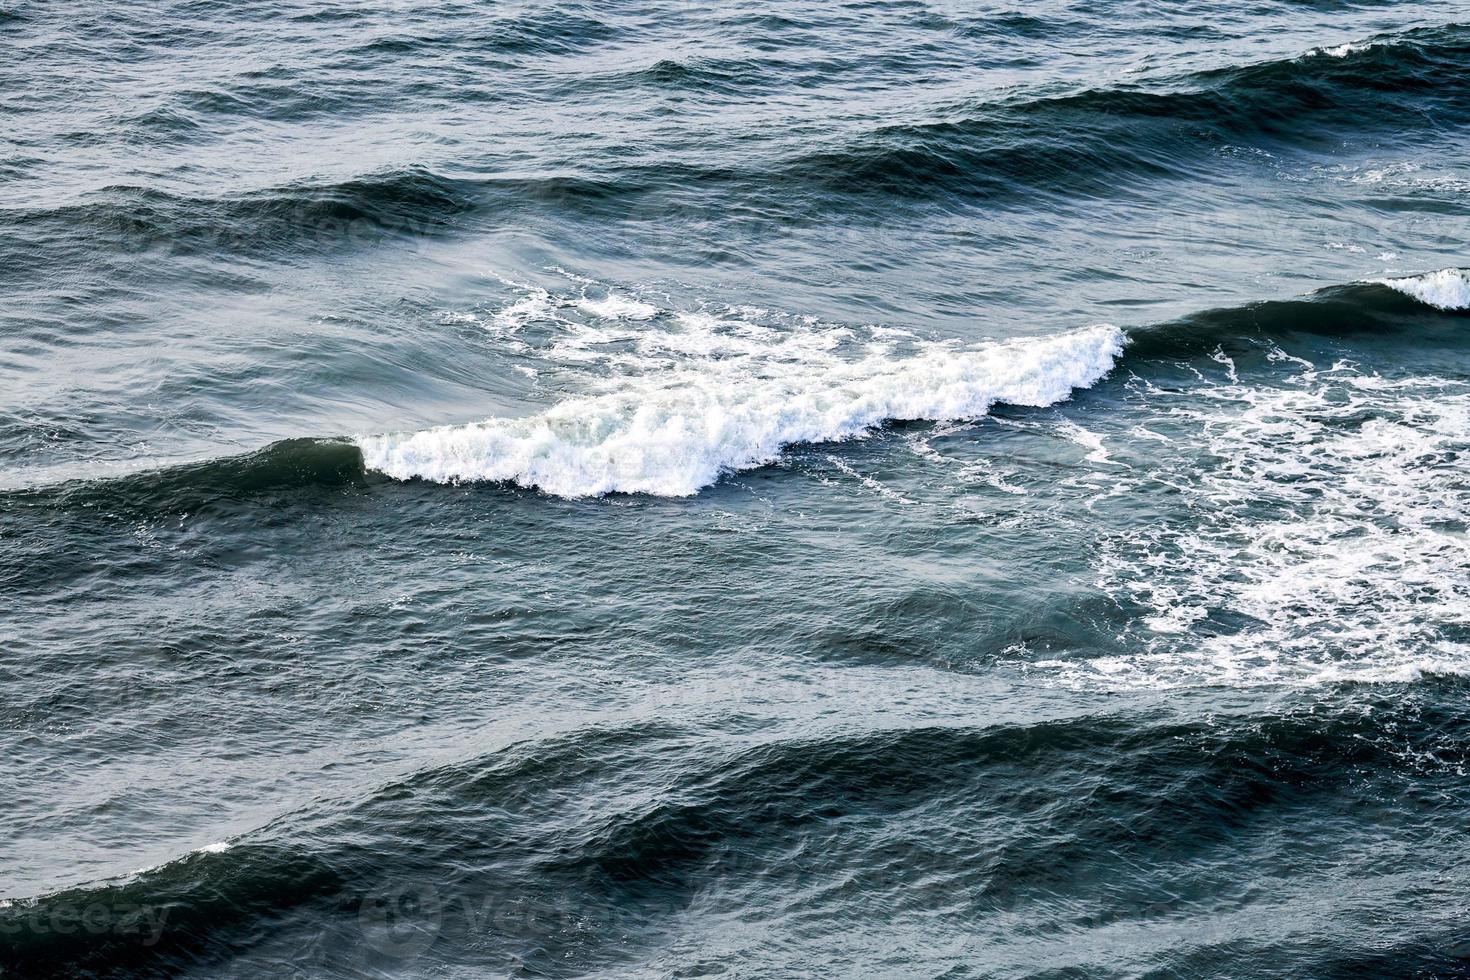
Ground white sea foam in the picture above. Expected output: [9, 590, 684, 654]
[1057, 420, 1118, 467]
[1313, 40, 1370, 58]
[360, 290, 1123, 497]
[491, 287, 555, 331]
[1373, 268, 1470, 311]
[1033, 354, 1470, 690]
[1312, 161, 1470, 199]
[575, 292, 659, 321]
[482, 276, 660, 333]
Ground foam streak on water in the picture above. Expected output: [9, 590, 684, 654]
[1038, 350, 1470, 689]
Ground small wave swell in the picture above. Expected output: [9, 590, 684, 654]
[1124, 268, 1470, 361]
[3, 167, 631, 258]
[791, 23, 1470, 202]
[1, 439, 368, 517]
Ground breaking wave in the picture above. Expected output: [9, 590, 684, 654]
[1376, 267, 1470, 310]
[358, 321, 1124, 497]
[358, 268, 1468, 499]
[6, 269, 1463, 507]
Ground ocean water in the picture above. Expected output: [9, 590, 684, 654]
[5, 1, 1470, 976]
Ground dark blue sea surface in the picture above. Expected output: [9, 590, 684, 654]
[4, 1, 1470, 976]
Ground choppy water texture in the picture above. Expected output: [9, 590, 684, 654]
[5, 1, 1470, 976]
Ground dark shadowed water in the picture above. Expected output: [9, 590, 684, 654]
[5, 1, 1470, 976]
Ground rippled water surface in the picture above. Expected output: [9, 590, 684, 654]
[5, 1, 1470, 976]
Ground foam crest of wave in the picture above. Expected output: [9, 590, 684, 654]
[1310, 40, 1373, 59]
[360, 291, 1122, 496]
[1374, 268, 1470, 311]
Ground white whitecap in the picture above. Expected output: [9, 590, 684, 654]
[358, 324, 1124, 498]
[1314, 41, 1369, 58]
[576, 293, 659, 321]
[1373, 268, 1470, 311]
